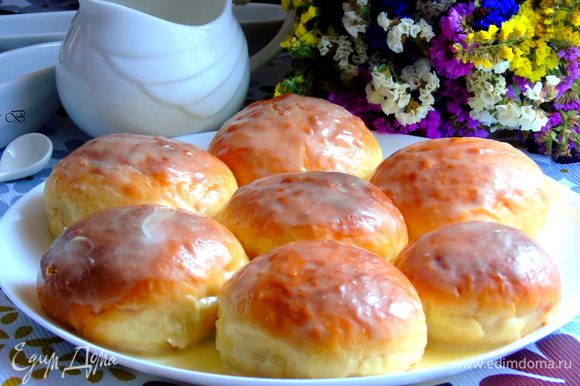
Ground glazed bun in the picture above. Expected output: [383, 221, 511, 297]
[44, 133, 237, 237]
[370, 137, 550, 241]
[216, 240, 427, 378]
[208, 94, 383, 186]
[215, 171, 407, 260]
[37, 205, 248, 353]
[395, 221, 561, 347]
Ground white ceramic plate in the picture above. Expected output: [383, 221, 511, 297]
[1, 132, 579, 386]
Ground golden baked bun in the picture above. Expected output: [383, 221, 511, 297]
[44, 133, 237, 237]
[216, 240, 427, 378]
[395, 221, 561, 347]
[208, 94, 383, 186]
[215, 171, 407, 260]
[370, 137, 550, 241]
[37, 205, 248, 353]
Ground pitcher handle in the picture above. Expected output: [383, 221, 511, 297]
[249, 10, 295, 73]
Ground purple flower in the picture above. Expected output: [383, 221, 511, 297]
[558, 46, 580, 61]
[512, 75, 533, 91]
[532, 111, 575, 156]
[430, 36, 474, 79]
[422, 111, 443, 138]
[442, 2, 475, 40]
[554, 100, 580, 111]
[437, 78, 488, 138]
[429, 3, 475, 79]
[506, 86, 517, 100]
[556, 47, 580, 99]
[373, 111, 443, 137]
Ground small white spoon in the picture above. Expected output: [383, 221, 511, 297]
[0, 133, 53, 183]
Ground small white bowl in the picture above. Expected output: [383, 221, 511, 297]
[0, 41, 61, 148]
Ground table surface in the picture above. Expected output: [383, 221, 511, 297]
[1, 2, 579, 386]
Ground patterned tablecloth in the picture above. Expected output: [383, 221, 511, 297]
[1, 2, 580, 386]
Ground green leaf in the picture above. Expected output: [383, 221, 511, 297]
[0, 329, 8, 339]
[1, 312, 18, 324]
[87, 370, 103, 383]
[14, 326, 33, 339]
[0, 344, 5, 351]
[110, 367, 136, 381]
[0, 306, 15, 312]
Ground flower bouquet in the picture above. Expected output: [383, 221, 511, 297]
[275, 0, 580, 162]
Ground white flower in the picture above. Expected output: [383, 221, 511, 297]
[398, 18, 421, 38]
[318, 35, 334, 56]
[419, 88, 435, 104]
[467, 70, 507, 110]
[468, 96, 486, 112]
[425, 72, 440, 93]
[370, 70, 394, 91]
[470, 109, 497, 126]
[366, 68, 412, 115]
[480, 90, 503, 109]
[381, 88, 411, 115]
[519, 105, 549, 132]
[545, 75, 561, 86]
[385, 19, 421, 53]
[342, 3, 367, 38]
[333, 35, 353, 69]
[396, 103, 430, 125]
[496, 103, 521, 128]
[366, 83, 384, 105]
[524, 82, 544, 101]
[401, 59, 439, 93]
[418, 19, 435, 42]
[387, 27, 404, 53]
[377, 12, 392, 31]
[492, 61, 510, 74]
[352, 37, 368, 64]
[356, 0, 368, 6]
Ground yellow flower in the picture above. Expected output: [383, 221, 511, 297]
[296, 24, 308, 38]
[301, 5, 317, 23]
[474, 57, 494, 68]
[500, 46, 514, 61]
[280, 36, 300, 51]
[498, 20, 514, 41]
[542, 8, 555, 16]
[512, 23, 528, 38]
[299, 31, 319, 46]
[571, 11, 580, 27]
[475, 25, 498, 43]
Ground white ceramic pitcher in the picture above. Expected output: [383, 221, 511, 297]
[56, 0, 283, 138]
